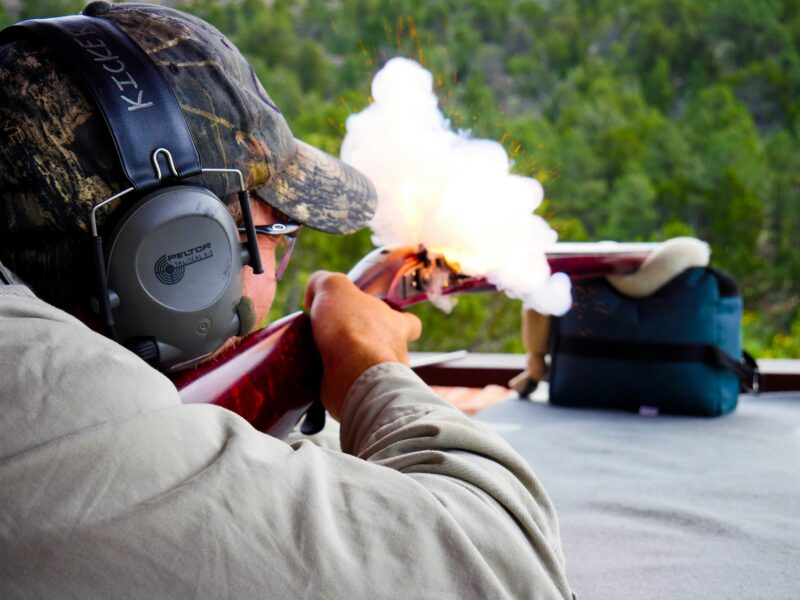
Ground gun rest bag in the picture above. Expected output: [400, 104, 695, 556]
[548, 268, 757, 416]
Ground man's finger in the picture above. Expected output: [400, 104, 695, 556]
[402, 312, 423, 341]
[304, 270, 332, 309]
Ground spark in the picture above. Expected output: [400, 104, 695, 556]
[396, 16, 404, 48]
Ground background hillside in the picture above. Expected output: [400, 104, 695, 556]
[7, 0, 800, 356]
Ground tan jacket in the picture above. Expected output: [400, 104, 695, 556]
[0, 282, 572, 599]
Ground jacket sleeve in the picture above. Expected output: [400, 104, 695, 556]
[0, 283, 573, 599]
[340, 362, 573, 599]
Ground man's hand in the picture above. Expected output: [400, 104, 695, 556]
[305, 271, 422, 420]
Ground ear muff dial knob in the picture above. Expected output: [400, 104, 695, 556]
[124, 337, 160, 366]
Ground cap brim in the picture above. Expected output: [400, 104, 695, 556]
[253, 140, 377, 234]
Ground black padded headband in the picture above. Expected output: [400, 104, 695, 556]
[0, 15, 201, 190]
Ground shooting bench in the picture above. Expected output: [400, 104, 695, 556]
[470, 383, 800, 599]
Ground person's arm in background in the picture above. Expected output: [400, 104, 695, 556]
[307, 272, 573, 599]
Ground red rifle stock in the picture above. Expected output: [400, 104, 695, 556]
[172, 243, 655, 438]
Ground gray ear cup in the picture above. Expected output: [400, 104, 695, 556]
[106, 185, 248, 370]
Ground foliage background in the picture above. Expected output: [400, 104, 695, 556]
[6, 0, 799, 357]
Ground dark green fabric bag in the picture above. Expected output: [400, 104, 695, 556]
[548, 268, 758, 416]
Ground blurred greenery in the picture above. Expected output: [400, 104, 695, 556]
[8, 0, 800, 356]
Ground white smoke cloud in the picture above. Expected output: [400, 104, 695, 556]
[341, 57, 571, 315]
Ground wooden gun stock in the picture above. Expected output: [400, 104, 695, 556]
[173, 311, 321, 438]
[171, 243, 656, 438]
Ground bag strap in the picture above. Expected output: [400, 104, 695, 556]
[557, 336, 761, 393]
[739, 351, 761, 393]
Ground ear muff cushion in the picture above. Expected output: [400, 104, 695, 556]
[236, 295, 258, 336]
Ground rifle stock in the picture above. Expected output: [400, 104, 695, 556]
[172, 243, 656, 438]
[173, 311, 321, 438]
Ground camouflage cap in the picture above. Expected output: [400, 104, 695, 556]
[0, 1, 376, 235]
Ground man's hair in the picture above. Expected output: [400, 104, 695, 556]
[0, 233, 93, 310]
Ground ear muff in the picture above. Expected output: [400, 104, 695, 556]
[2, 14, 265, 370]
[106, 185, 249, 370]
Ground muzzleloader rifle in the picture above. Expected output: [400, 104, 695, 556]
[173, 243, 656, 438]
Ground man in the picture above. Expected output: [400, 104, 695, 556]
[0, 2, 573, 598]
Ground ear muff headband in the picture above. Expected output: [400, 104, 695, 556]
[0, 15, 201, 188]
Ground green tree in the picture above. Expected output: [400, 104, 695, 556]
[598, 170, 659, 240]
[14, 0, 800, 357]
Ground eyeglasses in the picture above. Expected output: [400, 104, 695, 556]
[238, 221, 301, 281]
